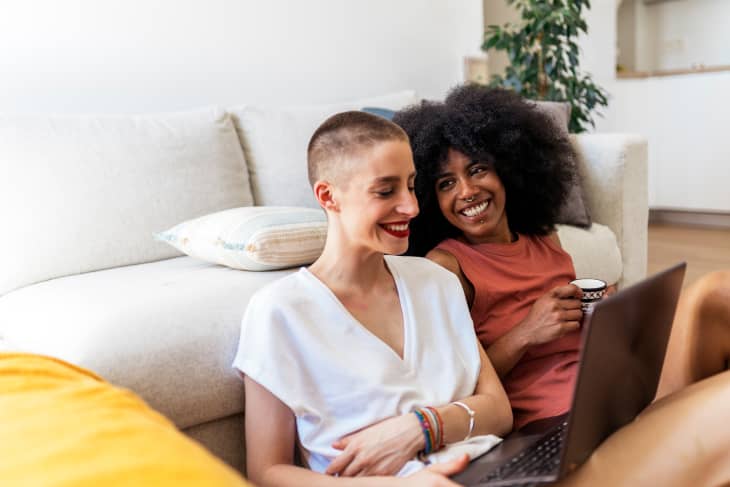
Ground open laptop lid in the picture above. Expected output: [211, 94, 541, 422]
[558, 262, 686, 476]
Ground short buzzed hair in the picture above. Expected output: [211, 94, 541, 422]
[307, 111, 409, 187]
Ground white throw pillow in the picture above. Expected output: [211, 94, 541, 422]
[0, 108, 253, 296]
[557, 223, 623, 286]
[156, 207, 327, 271]
[230, 90, 419, 207]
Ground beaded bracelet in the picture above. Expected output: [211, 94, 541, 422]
[425, 406, 445, 449]
[413, 407, 446, 455]
[413, 409, 434, 454]
[421, 407, 439, 451]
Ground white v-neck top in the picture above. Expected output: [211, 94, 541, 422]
[233, 255, 482, 475]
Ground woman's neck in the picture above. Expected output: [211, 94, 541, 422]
[309, 238, 388, 296]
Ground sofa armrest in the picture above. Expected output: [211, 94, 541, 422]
[571, 134, 648, 288]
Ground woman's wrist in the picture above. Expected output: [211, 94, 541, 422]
[486, 328, 531, 378]
[509, 319, 536, 349]
[412, 407, 444, 455]
[451, 401, 475, 441]
[406, 411, 427, 456]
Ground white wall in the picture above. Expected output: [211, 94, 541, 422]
[590, 1, 730, 212]
[634, 0, 730, 72]
[483, 0, 615, 83]
[0, 0, 483, 113]
[600, 71, 730, 212]
[482, 0, 518, 78]
[483, 0, 730, 212]
[577, 0, 617, 84]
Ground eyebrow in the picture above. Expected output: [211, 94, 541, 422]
[371, 173, 416, 184]
[436, 161, 485, 179]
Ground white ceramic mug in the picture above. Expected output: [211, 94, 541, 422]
[570, 278, 607, 314]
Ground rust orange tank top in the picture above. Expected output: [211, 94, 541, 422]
[436, 234, 579, 429]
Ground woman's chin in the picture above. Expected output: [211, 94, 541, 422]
[452, 215, 509, 242]
[377, 239, 409, 255]
[372, 229, 410, 255]
[452, 219, 487, 237]
[385, 243, 409, 255]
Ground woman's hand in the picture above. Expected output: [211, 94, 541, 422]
[515, 284, 583, 347]
[398, 454, 469, 486]
[487, 284, 582, 377]
[326, 412, 424, 477]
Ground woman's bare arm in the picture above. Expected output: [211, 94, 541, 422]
[426, 234, 582, 379]
[433, 339, 513, 442]
[424, 248, 527, 377]
[244, 375, 467, 486]
[246, 375, 392, 486]
[327, 339, 512, 478]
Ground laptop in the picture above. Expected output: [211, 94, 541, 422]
[453, 262, 687, 486]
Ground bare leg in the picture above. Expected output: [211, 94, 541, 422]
[657, 270, 730, 399]
[559, 370, 730, 487]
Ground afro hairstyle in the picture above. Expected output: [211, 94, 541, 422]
[393, 84, 578, 257]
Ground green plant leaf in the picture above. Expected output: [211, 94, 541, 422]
[482, 0, 607, 132]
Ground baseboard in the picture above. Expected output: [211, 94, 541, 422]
[649, 208, 730, 229]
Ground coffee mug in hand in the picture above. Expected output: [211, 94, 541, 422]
[570, 278, 607, 314]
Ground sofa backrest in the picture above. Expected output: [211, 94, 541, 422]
[229, 90, 419, 207]
[0, 108, 252, 296]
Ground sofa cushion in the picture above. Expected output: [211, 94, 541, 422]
[556, 181, 592, 229]
[531, 101, 592, 229]
[0, 352, 250, 487]
[0, 108, 253, 296]
[557, 223, 623, 286]
[0, 257, 293, 429]
[156, 206, 327, 271]
[532, 100, 571, 134]
[230, 90, 419, 207]
[361, 107, 396, 120]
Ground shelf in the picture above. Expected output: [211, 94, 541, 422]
[617, 64, 730, 79]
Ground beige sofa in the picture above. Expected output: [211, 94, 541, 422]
[0, 92, 647, 472]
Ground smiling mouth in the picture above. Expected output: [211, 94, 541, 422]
[380, 222, 410, 238]
[459, 200, 489, 218]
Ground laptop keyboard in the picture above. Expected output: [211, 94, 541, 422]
[477, 420, 568, 486]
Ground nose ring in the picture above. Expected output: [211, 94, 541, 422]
[465, 196, 475, 203]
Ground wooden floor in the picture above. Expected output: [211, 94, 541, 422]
[648, 223, 730, 288]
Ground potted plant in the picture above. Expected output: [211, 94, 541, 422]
[483, 0, 608, 133]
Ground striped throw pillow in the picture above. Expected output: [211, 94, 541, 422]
[156, 207, 327, 271]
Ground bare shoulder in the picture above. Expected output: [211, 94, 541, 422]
[426, 248, 462, 277]
[426, 248, 475, 305]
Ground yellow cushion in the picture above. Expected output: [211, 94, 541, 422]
[0, 352, 251, 487]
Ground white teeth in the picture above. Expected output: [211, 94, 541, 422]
[384, 223, 408, 232]
[461, 201, 489, 217]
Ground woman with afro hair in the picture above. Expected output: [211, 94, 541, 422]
[394, 84, 730, 431]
